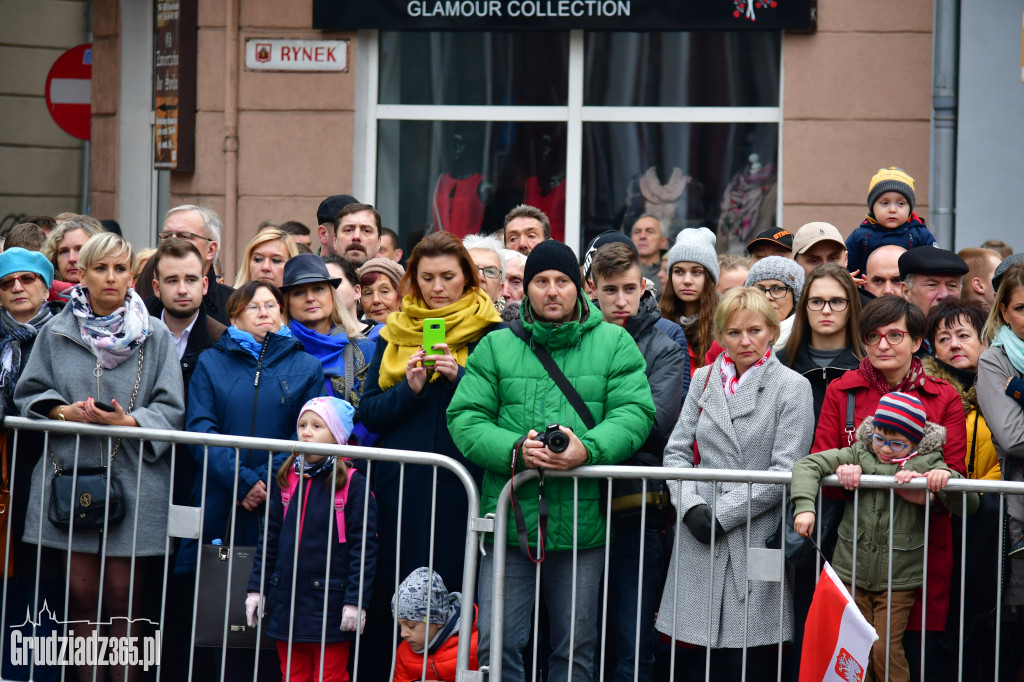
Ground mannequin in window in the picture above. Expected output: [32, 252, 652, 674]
[621, 162, 704, 237]
[432, 132, 489, 238]
[717, 153, 778, 253]
[523, 133, 566, 243]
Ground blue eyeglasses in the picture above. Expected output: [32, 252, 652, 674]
[871, 432, 911, 453]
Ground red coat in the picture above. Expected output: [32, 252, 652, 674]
[393, 608, 479, 682]
[813, 367, 967, 631]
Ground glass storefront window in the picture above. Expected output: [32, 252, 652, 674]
[582, 122, 778, 253]
[584, 32, 781, 107]
[379, 32, 570, 106]
[376, 120, 567, 253]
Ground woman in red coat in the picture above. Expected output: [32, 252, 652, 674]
[812, 295, 967, 676]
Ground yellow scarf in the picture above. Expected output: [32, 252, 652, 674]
[378, 289, 501, 390]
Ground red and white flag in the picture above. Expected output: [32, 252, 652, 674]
[799, 562, 878, 682]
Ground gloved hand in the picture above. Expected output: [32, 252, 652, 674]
[341, 605, 366, 634]
[245, 592, 264, 628]
[1005, 376, 1024, 405]
[683, 505, 724, 545]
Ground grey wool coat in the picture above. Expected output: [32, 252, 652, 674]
[14, 305, 185, 555]
[655, 352, 814, 649]
[977, 345, 1024, 604]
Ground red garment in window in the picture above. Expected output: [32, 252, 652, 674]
[433, 172, 485, 238]
[524, 176, 566, 243]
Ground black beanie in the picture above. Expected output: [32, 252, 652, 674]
[524, 240, 582, 293]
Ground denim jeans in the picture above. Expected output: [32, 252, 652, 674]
[478, 546, 604, 682]
[604, 520, 665, 682]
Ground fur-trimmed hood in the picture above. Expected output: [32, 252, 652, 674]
[921, 355, 975, 413]
[856, 415, 947, 456]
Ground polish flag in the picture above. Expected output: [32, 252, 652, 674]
[799, 562, 878, 682]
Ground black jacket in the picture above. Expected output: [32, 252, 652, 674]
[202, 265, 235, 326]
[777, 342, 861, 423]
[622, 294, 688, 458]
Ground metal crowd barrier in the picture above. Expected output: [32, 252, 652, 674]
[0, 416, 481, 682]
[487, 465, 1022, 682]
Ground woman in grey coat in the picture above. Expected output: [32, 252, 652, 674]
[14, 233, 184, 664]
[978, 263, 1024, 607]
[655, 287, 814, 680]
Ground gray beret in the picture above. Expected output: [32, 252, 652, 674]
[897, 247, 968, 280]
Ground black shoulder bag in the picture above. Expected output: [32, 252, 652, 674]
[507, 319, 595, 563]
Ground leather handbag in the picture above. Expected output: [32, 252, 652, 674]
[194, 543, 275, 649]
[47, 346, 144, 530]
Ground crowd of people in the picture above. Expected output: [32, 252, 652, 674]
[2, 163, 1024, 682]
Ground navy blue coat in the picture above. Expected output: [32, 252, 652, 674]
[175, 331, 324, 574]
[248, 467, 378, 643]
[359, 324, 502, 592]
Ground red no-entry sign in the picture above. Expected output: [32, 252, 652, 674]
[45, 43, 92, 141]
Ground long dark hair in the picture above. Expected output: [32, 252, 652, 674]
[782, 264, 864, 367]
[659, 263, 717, 367]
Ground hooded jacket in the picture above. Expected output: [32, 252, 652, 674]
[393, 598, 479, 682]
[793, 417, 975, 592]
[844, 213, 938, 275]
[447, 296, 655, 551]
[175, 330, 324, 574]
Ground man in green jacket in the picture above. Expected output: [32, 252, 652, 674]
[447, 239, 655, 682]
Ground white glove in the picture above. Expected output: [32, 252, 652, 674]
[245, 592, 264, 628]
[340, 605, 366, 634]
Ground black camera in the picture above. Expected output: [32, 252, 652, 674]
[536, 424, 569, 453]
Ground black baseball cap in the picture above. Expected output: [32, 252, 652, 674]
[746, 228, 793, 254]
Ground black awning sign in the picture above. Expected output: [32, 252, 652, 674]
[313, 0, 816, 31]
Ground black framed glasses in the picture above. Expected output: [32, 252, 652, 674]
[871, 432, 911, 453]
[754, 284, 791, 300]
[477, 266, 501, 280]
[0, 273, 41, 291]
[864, 329, 908, 346]
[157, 230, 212, 243]
[807, 297, 849, 312]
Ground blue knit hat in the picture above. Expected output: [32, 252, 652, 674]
[666, 227, 719, 284]
[0, 247, 54, 288]
[874, 392, 927, 443]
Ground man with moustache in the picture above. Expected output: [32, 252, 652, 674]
[316, 194, 357, 256]
[334, 202, 382, 265]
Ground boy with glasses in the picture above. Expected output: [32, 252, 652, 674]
[792, 391, 975, 682]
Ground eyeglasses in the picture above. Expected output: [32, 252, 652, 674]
[754, 284, 791, 300]
[871, 432, 911, 453]
[807, 297, 849, 312]
[864, 329, 908, 346]
[158, 230, 212, 243]
[477, 266, 501, 280]
[243, 301, 279, 314]
[0, 273, 41, 291]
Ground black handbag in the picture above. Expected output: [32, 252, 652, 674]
[194, 543, 275, 649]
[47, 346, 144, 530]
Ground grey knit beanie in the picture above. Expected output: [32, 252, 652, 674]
[992, 253, 1024, 292]
[745, 255, 805, 306]
[391, 567, 458, 625]
[666, 227, 719, 285]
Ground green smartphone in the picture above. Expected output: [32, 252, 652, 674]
[422, 318, 446, 366]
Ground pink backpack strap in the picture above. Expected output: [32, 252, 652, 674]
[334, 467, 357, 544]
[280, 469, 299, 515]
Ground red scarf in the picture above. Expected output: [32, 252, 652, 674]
[857, 355, 926, 396]
[720, 347, 772, 398]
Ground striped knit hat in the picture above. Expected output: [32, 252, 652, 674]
[867, 166, 916, 217]
[873, 392, 927, 443]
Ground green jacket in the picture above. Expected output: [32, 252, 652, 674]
[447, 297, 655, 551]
[792, 417, 976, 592]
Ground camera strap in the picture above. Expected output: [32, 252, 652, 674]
[507, 319, 596, 563]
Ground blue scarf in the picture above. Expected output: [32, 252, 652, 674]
[993, 325, 1024, 375]
[288, 320, 349, 378]
[227, 325, 292, 360]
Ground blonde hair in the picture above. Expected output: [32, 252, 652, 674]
[41, 216, 105, 271]
[234, 228, 299, 286]
[282, 283, 364, 338]
[133, 247, 157, 279]
[276, 453, 351, 492]
[79, 232, 134, 272]
[713, 286, 781, 345]
[984, 263, 1024, 342]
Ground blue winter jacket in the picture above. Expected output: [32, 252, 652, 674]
[248, 467, 378, 643]
[845, 214, 938, 275]
[175, 330, 325, 574]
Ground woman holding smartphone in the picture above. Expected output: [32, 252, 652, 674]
[359, 231, 502, 676]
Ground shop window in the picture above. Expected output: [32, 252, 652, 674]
[366, 30, 780, 255]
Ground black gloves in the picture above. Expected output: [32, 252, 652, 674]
[683, 504, 725, 545]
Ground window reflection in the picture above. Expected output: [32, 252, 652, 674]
[376, 121, 567, 251]
[582, 122, 778, 252]
[585, 32, 781, 107]
[379, 32, 569, 106]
